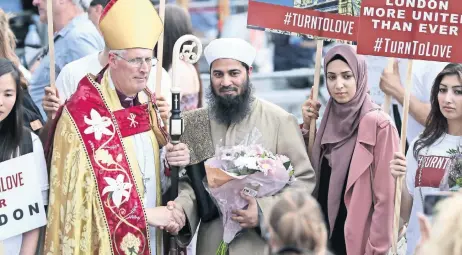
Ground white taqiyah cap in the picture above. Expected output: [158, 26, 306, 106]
[204, 38, 257, 67]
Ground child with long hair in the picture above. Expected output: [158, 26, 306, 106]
[265, 191, 330, 255]
[390, 63, 462, 255]
[0, 58, 48, 254]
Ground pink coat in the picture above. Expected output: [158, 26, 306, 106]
[343, 110, 399, 255]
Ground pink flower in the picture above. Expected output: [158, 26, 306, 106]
[253, 145, 265, 155]
[257, 158, 277, 175]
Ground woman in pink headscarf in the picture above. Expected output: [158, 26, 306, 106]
[301, 45, 399, 255]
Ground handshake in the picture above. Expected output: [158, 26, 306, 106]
[145, 201, 186, 235]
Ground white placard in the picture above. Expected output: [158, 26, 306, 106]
[362, 55, 409, 105]
[0, 153, 47, 240]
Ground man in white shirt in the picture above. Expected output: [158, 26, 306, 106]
[380, 59, 448, 146]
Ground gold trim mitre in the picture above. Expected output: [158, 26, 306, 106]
[99, 0, 163, 50]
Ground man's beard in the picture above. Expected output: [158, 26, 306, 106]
[207, 77, 254, 125]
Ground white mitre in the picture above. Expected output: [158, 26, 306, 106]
[204, 38, 257, 67]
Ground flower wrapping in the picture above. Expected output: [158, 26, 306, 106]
[202, 128, 295, 246]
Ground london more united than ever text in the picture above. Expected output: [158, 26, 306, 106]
[358, 0, 462, 62]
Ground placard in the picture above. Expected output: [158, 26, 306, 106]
[357, 0, 462, 62]
[0, 153, 47, 240]
[247, 0, 361, 42]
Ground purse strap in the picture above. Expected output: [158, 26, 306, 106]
[369, 153, 376, 206]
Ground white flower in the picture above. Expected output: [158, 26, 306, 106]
[102, 174, 132, 208]
[120, 233, 141, 255]
[234, 156, 258, 170]
[84, 109, 113, 140]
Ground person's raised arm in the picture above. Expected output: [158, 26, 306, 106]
[379, 59, 430, 126]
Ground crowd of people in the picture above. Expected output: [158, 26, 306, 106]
[0, 0, 462, 255]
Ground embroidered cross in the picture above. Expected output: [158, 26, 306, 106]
[128, 113, 138, 128]
[174, 96, 179, 109]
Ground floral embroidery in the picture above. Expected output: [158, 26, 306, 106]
[61, 236, 76, 255]
[117, 153, 123, 162]
[95, 149, 117, 167]
[102, 174, 132, 208]
[84, 109, 113, 140]
[62, 200, 78, 234]
[120, 233, 141, 255]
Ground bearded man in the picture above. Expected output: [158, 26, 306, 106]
[166, 38, 316, 254]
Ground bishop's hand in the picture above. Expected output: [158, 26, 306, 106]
[145, 207, 176, 229]
[144, 202, 186, 235]
[156, 95, 170, 125]
[165, 201, 186, 234]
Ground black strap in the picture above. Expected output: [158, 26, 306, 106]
[392, 104, 409, 154]
[185, 161, 219, 222]
[37, 35, 62, 61]
[19, 128, 34, 155]
[276, 246, 303, 254]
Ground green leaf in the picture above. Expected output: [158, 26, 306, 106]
[447, 148, 458, 155]
[128, 247, 136, 255]
[289, 170, 295, 177]
[216, 241, 228, 255]
[456, 178, 462, 186]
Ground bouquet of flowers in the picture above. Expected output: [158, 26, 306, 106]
[203, 128, 295, 254]
[440, 146, 462, 191]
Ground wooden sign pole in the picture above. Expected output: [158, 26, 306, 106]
[307, 40, 324, 156]
[155, 0, 166, 96]
[47, 0, 55, 88]
[218, 0, 230, 33]
[392, 60, 413, 253]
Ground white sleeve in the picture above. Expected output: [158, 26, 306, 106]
[406, 138, 419, 197]
[147, 67, 172, 100]
[32, 133, 49, 206]
[411, 61, 426, 102]
[55, 64, 71, 104]
[412, 61, 447, 103]
[160, 68, 173, 100]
